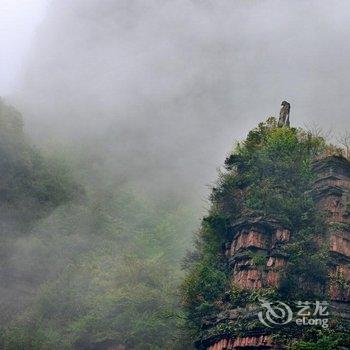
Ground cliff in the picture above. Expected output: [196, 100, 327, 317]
[313, 156, 350, 320]
[182, 119, 350, 350]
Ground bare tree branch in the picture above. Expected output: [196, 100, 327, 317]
[304, 122, 334, 141]
[337, 130, 350, 159]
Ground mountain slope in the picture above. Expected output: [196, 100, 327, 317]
[182, 119, 350, 349]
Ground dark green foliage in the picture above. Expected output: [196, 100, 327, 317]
[0, 101, 197, 349]
[0, 100, 81, 229]
[181, 207, 230, 335]
[288, 329, 350, 349]
[182, 118, 332, 341]
[248, 251, 268, 267]
[1, 188, 197, 350]
[0, 102, 342, 349]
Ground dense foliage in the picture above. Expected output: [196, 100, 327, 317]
[182, 118, 349, 347]
[2, 192, 196, 349]
[0, 99, 80, 229]
[1, 101, 349, 349]
[0, 101, 197, 350]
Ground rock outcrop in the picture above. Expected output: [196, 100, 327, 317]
[196, 155, 350, 349]
[313, 156, 350, 322]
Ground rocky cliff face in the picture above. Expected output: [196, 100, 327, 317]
[314, 156, 350, 322]
[197, 155, 350, 350]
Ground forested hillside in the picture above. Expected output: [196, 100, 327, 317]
[0, 99, 197, 350]
[2, 99, 349, 350]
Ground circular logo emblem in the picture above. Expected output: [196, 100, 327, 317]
[258, 299, 293, 327]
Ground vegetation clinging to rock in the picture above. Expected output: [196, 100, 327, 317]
[182, 118, 345, 344]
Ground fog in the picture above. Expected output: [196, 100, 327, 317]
[5, 0, 348, 201]
[1, 1, 350, 348]
[0, 0, 46, 95]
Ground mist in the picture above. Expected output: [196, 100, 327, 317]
[2, 1, 350, 349]
[7, 0, 348, 202]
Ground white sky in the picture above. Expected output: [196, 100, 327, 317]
[0, 0, 47, 95]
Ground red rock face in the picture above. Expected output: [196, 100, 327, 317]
[203, 156, 350, 350]
[232, 255, 285, 290]
[233, 336, 274, 348]
[329, 265, 350, 302]
[317, 195, 350, 224]
[313, 156, 350, 305]
[330, 232, 350, 257]
[315, 178, 350, 190]
[233, 268, 262, 290]
[230, 224, 289, 291]
[313, 156, 350, 225]
[208, 336, 275, 349]
[327, 179, 350, 189]
[266, 270, 280, 287]
[230, 229, 267, 255]
[207, 339, 233, 350]
[266, 257, 286, 268]
[272, 229, 290, 246]
[329, 281, 350, 301]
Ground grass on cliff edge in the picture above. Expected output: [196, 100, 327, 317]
[181, 117, 349, 347]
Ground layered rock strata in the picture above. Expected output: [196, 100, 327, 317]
[197, 155, 350, 350]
